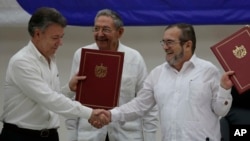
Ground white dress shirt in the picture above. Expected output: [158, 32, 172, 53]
[65, 42, 159, 141]
[0, 41, 92, 130]
[111, 54, 232, 141]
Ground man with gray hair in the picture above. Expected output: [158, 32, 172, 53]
[65, 9, 159, 141]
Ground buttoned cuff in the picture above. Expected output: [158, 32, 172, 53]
[219, 87, 232, 99]
[79, 106, 93, 119]
[110, 108, 121, 122]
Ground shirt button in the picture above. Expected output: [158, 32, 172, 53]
[224, 101, 228, 105]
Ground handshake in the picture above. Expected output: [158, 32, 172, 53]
[88, 109, 112, 128]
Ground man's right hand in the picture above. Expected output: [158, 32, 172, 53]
[88, 109, 111, 128]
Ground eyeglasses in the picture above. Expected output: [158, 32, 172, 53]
[160, 40, 182, 47]
[92, 26, 113, 34]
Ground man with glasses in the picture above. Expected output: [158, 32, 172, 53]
[65, 9, 159, 141]
[91, 23, 235, 141]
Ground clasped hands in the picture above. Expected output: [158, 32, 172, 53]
[88, 109, 111, 128]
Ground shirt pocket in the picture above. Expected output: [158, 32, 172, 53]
[188, 79, 211, 105]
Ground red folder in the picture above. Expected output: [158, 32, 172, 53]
[76, 48, 124, 109]
[211, 26, 250, 94]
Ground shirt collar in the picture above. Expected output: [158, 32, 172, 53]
[188, 54, 198, 67]
[28, 41, 55, 61]
[93, 41, 125, 52]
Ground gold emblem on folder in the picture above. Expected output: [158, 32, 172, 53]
[232, 45, 247, 59]
[95, 63, 107, 78]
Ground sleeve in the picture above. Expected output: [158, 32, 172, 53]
[110, 75, 157, 122]
[10, 58, 92, 119]
[210, 67, 233, 117]
[64, 48, 82, 141]
[212, 87, 232, 117]
[61, 84, 75, 99]
[136, 55, 159, 141]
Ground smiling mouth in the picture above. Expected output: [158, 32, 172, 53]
[97, 39, 108, 42]
[166, 51, 173, 55]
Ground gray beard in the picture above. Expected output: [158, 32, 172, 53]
[167, 49, 184, 66]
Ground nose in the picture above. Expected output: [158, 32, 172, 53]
[56, 38, 63, 46]
[162, 44, 170, 49]
[95, 30, 105, 36]
[60, 38, 64, 45]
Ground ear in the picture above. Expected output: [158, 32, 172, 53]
[117, 27, 124, 38]
[184, 40, 193, 51]
[33, 28, 41, 37]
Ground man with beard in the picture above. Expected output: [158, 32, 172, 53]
[65, 9, 159, 141]
[91, 23, 235, 141]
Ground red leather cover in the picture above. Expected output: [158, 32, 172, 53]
[76, 48, 124, 109]
[211, 26, 250, 94]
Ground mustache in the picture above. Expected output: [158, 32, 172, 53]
[96, 37, 107, 40]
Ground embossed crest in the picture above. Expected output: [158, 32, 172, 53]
[95, 63, 107, 78]
[232, 45, 247, 59]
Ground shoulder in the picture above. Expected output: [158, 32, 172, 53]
[10, 46, 34, 63]
[120, 43, 141, 55]
[195, 56, 218, 71]
[150, 63, 166, 75]
[74, 43, 96, 55]
[194, 57, 221, 78]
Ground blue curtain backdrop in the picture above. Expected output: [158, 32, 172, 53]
[17, 0, 250, 26]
